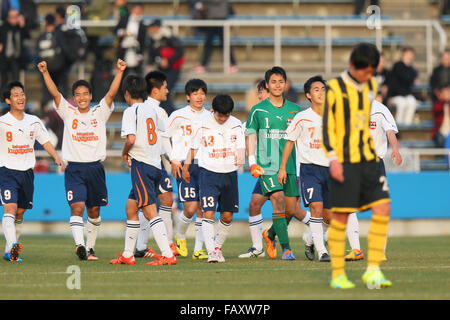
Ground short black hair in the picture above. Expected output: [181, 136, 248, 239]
[2, 81, 24, 102]
[212, 94, 234, 114]
[257, 79, 268, 93]
[122, 74, 147, 100]
[265, 66, 287, 83]
[402, 46, 415, 54]
[45, 13, 55, 25]
[185, 79, 207, 96]
[350, 43, 380, 70]
[304, 75, 326, 100]
[72, 80, 92, 95]
[55, 6, 66, 19]
[145, 71, 167, 95]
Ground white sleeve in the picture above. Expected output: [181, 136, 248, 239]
[34, 117, 51, 145]
[191, 122, 202, 150]
[286, 114, 302, 141]
[380, 104, 398, 134]
[156, 109, 167, 133]
[53, 96, 71, 119]
[161, 112, 178, 138]
[121, 107, 136, 138]
[97, 97, 114, 122]
[236, 123, 246, 149]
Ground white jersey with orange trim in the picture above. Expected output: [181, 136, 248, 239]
[121, 102, 166, 169]
[0, 112, 50, 171]
[370, 100, 398, 159]
[286, 107, 329, 167]
[162, 105, 211, 161]
[191, 112, 245, 173]
[54, 96, 113, 162]
[144, 97, 169, 155]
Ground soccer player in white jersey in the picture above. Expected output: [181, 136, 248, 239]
[38, 59, 126, 261]
[344, 99, 402, 262]
[133, 71, 179, 259]
[182, 94, 245, 263]
[0, 81, 63, 261]
[162, 79, 210, 260]
[278, 76, 331, 262]
[110, 74, 176, 266]
[239, 79, 270, 258]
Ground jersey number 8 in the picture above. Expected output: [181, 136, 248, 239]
[146, 118, 157, 145]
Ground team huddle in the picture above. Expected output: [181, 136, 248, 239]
[0, 43, 402, 289]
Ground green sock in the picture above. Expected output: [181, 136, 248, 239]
[268, 224, 276, 240]
[272, 213, 290, 250]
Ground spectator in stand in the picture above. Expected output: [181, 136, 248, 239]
[115, 0, 129, 22]
[374, 52, 390, 103]
[284, 79, 299, 103]
[36, 14, 70, 112]
[85, 0, 111, 63]
[245, 79, 264, 114]
[354, 0, 379, 15]
[0, 9, 26, 90]
[188, 0, 207, 36]
[442, 0, 450, 15]
[432, 84, 450, 147]
[387, 47, 419, 125]
[147, 19, 185, 115]
[430, 49, 450, 102]
[194, 0, 238, 74]
[115, 3, 146, 75]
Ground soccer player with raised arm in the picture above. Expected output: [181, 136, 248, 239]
[239, 79, 270, 258]
[344, 99, 402, 262]
[161, 79, 210, 260]
[38, 59, 126, 261]
[246, 67, 310, 261]
[322, 43, 392, 289]
[182, 94, 245, 263]
[132, 71, 179, 259]
[1, 81, 63, 261]
[278, 75, 331, 262]
[110, 74, 176, 266]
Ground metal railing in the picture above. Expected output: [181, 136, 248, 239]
[79, 18, 447, 78]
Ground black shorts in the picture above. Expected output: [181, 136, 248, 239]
[329, 160, 390, 213]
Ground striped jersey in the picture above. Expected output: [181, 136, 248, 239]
[322, 71, 378, 163]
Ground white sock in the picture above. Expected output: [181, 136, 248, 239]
[69, 216, 85, 246]
[15, 219, 23, 241]
[249, 214, 263, 251]
[86, 216, 101, 251]
[201, 218, 215, 253]
[310, 217, 328, 256]
[323, 221, 329, 242]
[2, 214, 17, 252]
[193, 217, 204, 252]
[159, 205, 173, 243]
[123, 220, 140, 258]
[177, 212, 193, 241]
[136, 211, 150, 251]
[214, 219, 232, 249]
[346, 212, 361, 250]
[149, 217, 173, 258]
[302, 210, 311, 225]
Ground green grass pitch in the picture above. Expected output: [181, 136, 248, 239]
[1, 235, 449, 300]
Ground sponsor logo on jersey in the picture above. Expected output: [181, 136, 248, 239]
[231, 134, 237, 142]
[287, 118, 293, 126]
[91, 119, 98, 128]
[29, 131, 34, 140]
[370, 121, 377, 130]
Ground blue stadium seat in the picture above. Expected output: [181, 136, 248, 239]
[397, 121, 433, 131]
[401, 140, 436, 148]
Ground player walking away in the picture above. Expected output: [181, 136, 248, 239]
[344, 99, 402, 262]
[246, 67, 311, 261]
[162, 79, 210, 260]
[38, 59, 126, 261]
[0, 81, 63, 262]
[110, 75, 176, 266]
[239, 79, 270, 258]
[182, 94, 245, 263]
[278, 76, 331, 262]
[322, 43, 392, 289]
[132, 71, 179, 259]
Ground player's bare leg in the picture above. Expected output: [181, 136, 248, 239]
[2, 203, 22, 261]
[86, 206, 101, 260]
[69, 201, 87, 260]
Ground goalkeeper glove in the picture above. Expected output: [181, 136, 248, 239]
[250, 164, 264, 178]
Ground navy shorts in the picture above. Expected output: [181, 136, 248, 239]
[176, 163, 200, 202]
[300, 163, 331, 209]
[198, 168, 239, 213]
[65, 161, 108, 208]
[0, 167, 34, 210]
[252, 180, 263, 195]
[130, 159, 161, 208]
[158, 166, 173, 195]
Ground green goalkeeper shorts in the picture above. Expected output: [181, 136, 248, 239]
[259, 174, 300, 197]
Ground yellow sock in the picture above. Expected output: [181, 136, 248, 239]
[328, 219, 347, 279]
[368, 215, 390, 268]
